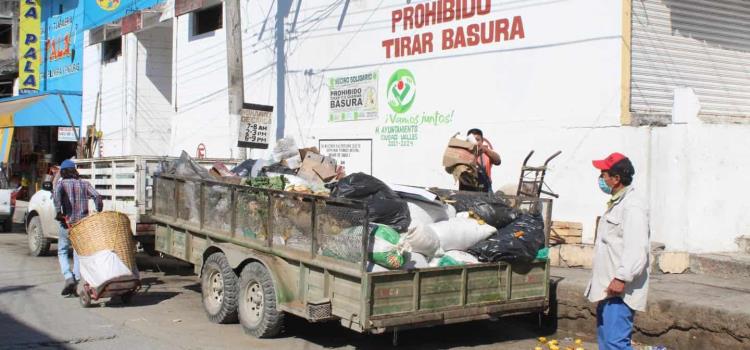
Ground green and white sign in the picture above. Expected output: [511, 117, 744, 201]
[387, 69, 416, 114]
[328, 71, 378, 122]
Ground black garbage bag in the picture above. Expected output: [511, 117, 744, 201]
[259, 162, 297, 176]
[467, 213, 545, 263]
[230, 159, 257, 177]
[330, 173, 411, 232]
[450, 193, 518, 229]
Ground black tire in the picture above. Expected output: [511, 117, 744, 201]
[201, 252, 239, 324]
[3, 218, 12, 232]
[238, 262, 284, 338]
[27, 216, 51, 257]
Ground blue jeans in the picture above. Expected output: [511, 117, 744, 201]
[597, 297, 635, 350]
[58, 225, 80, 281]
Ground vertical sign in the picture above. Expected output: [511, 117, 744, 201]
[237, 103, 273, 149]
[19, 0, 41, 94]
[319, 139, 373, 175]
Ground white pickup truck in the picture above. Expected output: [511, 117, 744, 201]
[25, 156, 237, 256]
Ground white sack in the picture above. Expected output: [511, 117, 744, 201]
[427, 217, 497, 251]
[401, 252, 430, 270]
[366, 261, 389, 273]
[443, 250, 479, 264]
[79, 250, 135, 288]
[399, 223, 440, 257]
[445, 204, 457, 218]
[407, 200, 449, 227]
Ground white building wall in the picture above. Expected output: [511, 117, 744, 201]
[170, 5, 230, 158]
[135, 26, 174, 155]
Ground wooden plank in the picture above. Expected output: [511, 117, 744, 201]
[370, 274, 414, 316]
[418, 270, 462, 310]
[551, 221, 583, 244]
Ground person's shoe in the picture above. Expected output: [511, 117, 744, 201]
[61, 278, 77, 296]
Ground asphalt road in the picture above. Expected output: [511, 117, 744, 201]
[0, 229, 597, 350]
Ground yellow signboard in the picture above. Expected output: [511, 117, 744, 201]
[19, 0, 41, 94]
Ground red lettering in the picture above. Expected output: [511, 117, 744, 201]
[466, 23, 480, 46]
[400, 36, 412, 56]
[481, 22, 494, 44]
[454, 26, 467, 48]
[495, 18, 509, 41]
[382, 39, 395, 58]
[461, 0, 476, 20]
[510, 16, 525, 40]
[443, 0, 455, 22]
[414, 4, 425, 29]
[424, 2, 437, 26]
[422, 32, 434, 53]
[442, 28, 454, 50]
[403, 6, 414, 31]
[477, 0, 491, 16]
[456, 0, 463, 20]
[391, 9, 402, 32]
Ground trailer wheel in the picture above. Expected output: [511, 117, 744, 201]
[3, 218, 12, 232]
[238, 262, 284, 338]
[201, 252, 239, 324]
[27, 216, 51, 257]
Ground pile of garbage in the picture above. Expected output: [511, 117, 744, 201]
[161, 139, 548, 272]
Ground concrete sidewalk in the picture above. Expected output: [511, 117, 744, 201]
[551, 267, 750, 350]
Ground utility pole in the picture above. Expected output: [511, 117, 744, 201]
[225, 0, 246, 159]
[275, 1, 292, 140]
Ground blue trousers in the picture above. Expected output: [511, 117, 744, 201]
[597, 297, 635, 350]
[58, 225, 80, 281]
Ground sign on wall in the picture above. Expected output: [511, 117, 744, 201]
[19, 0, 41, 94]
[84, 0, 163, 29]
[319, 139, 373, 175]
[238, 103, 273, 149]
[328, 71, 378, 122]
[57, 127, 77, 142]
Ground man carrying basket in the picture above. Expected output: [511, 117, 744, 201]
[54, 159, 103, 296]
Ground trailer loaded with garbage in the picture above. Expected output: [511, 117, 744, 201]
[150, 142, 552, 338]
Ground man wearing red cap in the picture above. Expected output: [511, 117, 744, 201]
[586, 153, 650, 350]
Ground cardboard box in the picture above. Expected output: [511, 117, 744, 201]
[209, 162, 235, 178]
[298, 152, 337, 183]
[313, 163, 337, 182]
[299, 147, 320, 160]
[551, 221, 583, 244]
[448, 137, 477, 152]
[442, 147, 476, 168]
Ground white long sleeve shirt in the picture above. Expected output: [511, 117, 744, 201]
[585, 186, 650, 311]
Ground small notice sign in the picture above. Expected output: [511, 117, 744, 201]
[57, 127, 77, 142]
[238, 103, 273, 149]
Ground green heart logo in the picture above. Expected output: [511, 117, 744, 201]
[387, 69, 416, 114]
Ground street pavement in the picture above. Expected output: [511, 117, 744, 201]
[0, 229, 597, 350]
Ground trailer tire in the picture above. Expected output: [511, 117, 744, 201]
[201, 252, 239, 324]
[238, 262, 284, 338]
[3, 218, 12, 232]
[27, 216, 51, 257]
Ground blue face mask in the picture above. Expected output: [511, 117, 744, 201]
[598, 177, 612, 195]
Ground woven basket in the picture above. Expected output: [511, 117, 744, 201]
[69, 211, 137, 272]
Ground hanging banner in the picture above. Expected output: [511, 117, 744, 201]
[319, 139, 373, 175]
[84, 0, 163, 29]
[328, 71, 378, 122]
[237, 103, 273, 149]
[19, 0, 41, 94]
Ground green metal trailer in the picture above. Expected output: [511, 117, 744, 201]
[151, 174, 552, 339]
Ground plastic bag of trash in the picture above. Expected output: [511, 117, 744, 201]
[331, 173, 411, 232]
[369, 224, 405, 269]
[163, 151, 210, 179]
[230, 159, 257, 177]
[426, 217, 497, 251]
[467, 213, 546, 263]
[449, 193, 518, 229]
[398, 223, 440, 258]
[260, 163, 297, 177]
[444, 250, 479, 264]
[273, 138, 299, 162]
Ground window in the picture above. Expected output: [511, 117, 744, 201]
[193, 4, 222, 36]
[0, 24, 11, 45]
[101, 38, 122, 62]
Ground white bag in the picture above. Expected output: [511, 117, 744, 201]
[406, 200, 449, 227]
[399, 223, 440, 258]
[427, 217, 497, 251]
[445, 204, 457, 218]
[79, 250, 136, 288]
[401, 252, 430, 270]
[443, 250, 479, 264]
[366, 261, 389, 273]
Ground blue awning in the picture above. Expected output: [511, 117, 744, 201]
[0, 91, 81, 128]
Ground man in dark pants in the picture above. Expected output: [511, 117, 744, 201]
[586, 153, 650, 350]
[459, 128, 501, 193]
[54, 159, 103, 296]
